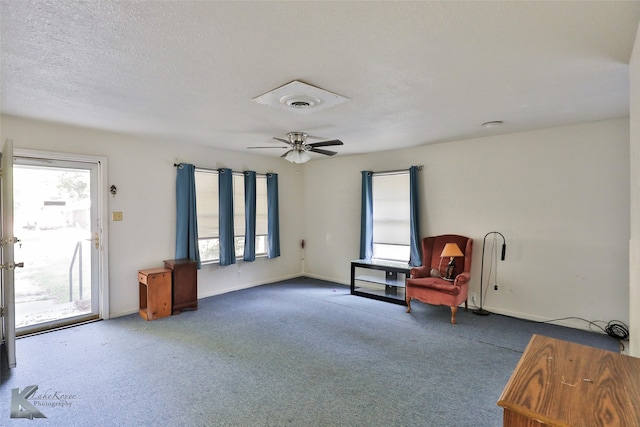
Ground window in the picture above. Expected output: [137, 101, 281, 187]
[232, 173, 268, 258]
[372, 171, 410, 262]
[195, 170, 219, 262]
[195, 169, 268, 263]
[255, 175, 268, 255]
[233, 173, 245, 257]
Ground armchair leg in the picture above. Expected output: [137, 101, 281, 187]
[450, 306, 458, 324]
[406, 298, 412, 313]
[464, 299, 468, 311]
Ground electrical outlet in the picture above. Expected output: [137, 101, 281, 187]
[470, 292, 477, 303]
[494, 284, 498, 291]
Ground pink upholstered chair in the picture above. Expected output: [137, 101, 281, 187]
[405, 235, 473, 324]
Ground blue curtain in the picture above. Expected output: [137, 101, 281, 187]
[243, 171, 256, 262]
[267, 173, 280, 258]
[359, 171, 373, 260]
[175, 163, 201, 268]
[409, 166, 422, 267]
[218, 168, 236, 266]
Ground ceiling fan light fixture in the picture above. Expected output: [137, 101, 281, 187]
[285, 149, 311, 164]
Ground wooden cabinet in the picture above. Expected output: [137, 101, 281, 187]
[163, 259, 198, 314]
[498, 334, 640, 426]
[138, 268, 172, 321]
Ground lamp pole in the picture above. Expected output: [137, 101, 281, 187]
[473, 231, 506, 316]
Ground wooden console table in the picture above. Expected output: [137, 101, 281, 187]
[497, 334, 640, 426]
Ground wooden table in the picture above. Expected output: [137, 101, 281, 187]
[497, 334, 640, 426]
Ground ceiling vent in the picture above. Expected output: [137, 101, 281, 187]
[251, 80, 349, 114]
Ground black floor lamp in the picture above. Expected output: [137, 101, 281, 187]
[473, 231, 506, 316]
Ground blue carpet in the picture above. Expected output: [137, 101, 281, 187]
[0, 277, 620, 426]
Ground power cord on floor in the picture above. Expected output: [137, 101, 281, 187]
[539, 317, 629, 352]
[605, 320, 630, 340]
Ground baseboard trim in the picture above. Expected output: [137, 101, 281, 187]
[303, 273, 350, 287]
[480, 305, 609, 334]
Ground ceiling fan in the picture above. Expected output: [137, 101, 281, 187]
[247, 132, 343, 163]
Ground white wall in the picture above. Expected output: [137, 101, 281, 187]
[629, 23, 640, 358]
[1, 114, 632, 333]
[1, 115, 306, 317]
[304, 119, 630, 331]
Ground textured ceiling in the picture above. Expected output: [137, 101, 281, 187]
[1, 1, 639, 159]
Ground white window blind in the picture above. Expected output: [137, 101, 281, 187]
[195, 170, 219, 238]
[256, 175, 268, 237]
[233, 174, 245, 239]
[372, 172, 410, 261]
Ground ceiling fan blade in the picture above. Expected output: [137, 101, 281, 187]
[308, 139, 343, 148]
[246, 146, 287, 149]
[273, 137, 292, 145]
[309, 148, 337, 156]
[281, 150, 293, 158]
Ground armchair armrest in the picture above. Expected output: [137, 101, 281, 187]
[454, 272, 470, 287]
[410, 266, 431, 279]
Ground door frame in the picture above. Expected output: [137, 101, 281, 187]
[14, 148, 110, 321]
[2, 138, 16, 368]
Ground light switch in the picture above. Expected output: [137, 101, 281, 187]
[112, 211, 123, 221]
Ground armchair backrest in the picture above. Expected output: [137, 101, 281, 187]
[422, 234, 473, 275]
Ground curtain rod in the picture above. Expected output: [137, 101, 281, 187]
[174, 163, 274, 176]
[174, 163, 422, 175]
[174, 163, 237, 173]
[371, 165, 423, 175]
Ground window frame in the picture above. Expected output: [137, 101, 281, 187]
[194, 168, 268, 265]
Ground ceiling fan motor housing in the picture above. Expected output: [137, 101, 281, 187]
[288, 132, 308, 144]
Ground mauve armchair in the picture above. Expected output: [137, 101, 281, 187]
[405, 234, 473, 324]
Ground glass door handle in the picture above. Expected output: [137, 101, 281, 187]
[0, 262, 24, 270]
[85, 233, 99, 249]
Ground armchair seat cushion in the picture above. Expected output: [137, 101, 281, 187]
[406, 278, 460, 295]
